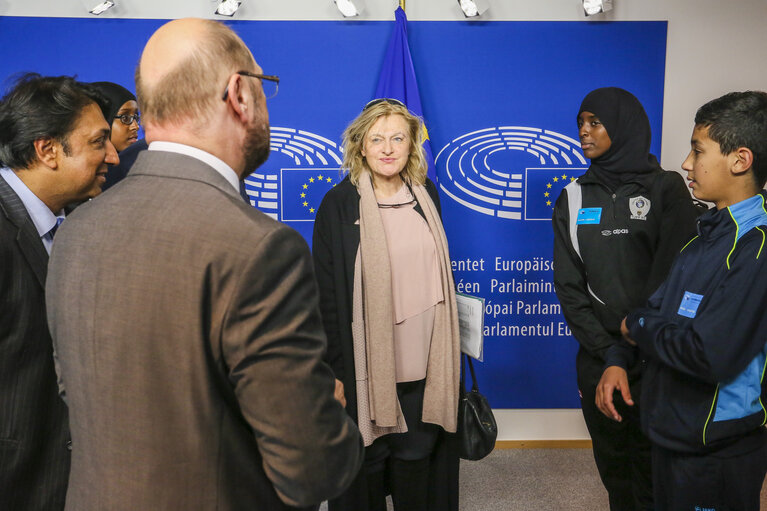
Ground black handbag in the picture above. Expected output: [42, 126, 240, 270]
[457, 353, 498, 460]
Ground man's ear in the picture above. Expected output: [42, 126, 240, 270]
[223, 73, 249, 123]
[33, 138, 59, 169]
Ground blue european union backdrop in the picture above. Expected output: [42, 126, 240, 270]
[0, 17, 667, 408]
[280, 168, 339, 222]
[525, 168, 587, 221]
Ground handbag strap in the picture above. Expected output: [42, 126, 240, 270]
[461, 353, 480, 393]
[466, 354, 479, 392]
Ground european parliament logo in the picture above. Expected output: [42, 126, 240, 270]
[242, 127, 343, 223]
[244, 125, 587, 225]
[435, 126, 587, 221]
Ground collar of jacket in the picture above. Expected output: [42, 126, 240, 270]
[696, 191, 767, 241]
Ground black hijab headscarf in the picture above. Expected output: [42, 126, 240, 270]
[88, 81, 136, 124]
[578, 87, 661, 191]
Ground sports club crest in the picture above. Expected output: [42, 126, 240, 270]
[629, 195, 651, 220]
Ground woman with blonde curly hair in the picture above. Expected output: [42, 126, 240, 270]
[312, 99, 461, 511]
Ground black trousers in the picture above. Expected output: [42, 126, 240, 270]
[364, 379, 440, 511]
[651, 434, 767, 511]
[578, 350, 653, 511]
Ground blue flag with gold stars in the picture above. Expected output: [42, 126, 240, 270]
[374, 7, 437, 183]
[524, 168, 587, 221]
[280, 168, 339, 222]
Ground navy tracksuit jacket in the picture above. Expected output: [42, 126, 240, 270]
[608, 192, 767, 455]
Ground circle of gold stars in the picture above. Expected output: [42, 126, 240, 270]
[545, 173, 577, 207]
[300, 174, 335, 214]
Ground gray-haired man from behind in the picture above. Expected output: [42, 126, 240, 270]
[45, 18, 363, 511]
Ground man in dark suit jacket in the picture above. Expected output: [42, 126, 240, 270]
[45, 19, 362, 511]
[0, 75, 118, 510]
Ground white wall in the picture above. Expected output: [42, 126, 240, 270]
[3, 0, 765, 441]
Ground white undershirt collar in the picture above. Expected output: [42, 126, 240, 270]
[148, 141, 240, 193]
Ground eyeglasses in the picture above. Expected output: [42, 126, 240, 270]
[377, 198, 416, 209]
[221, 71, 280, 101]
[377, 183, 416, 209]
[363, 98, 406, 111]
[115, 113, 140, 126]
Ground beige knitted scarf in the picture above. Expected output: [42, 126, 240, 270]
[352, 170, 460, 445]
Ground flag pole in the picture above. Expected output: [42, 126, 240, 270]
[399, 0, 405, 11]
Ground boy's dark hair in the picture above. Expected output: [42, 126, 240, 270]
[0, 73, 110, 170]
[695, 91, 767, 188]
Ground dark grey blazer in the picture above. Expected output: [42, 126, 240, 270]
[46, 151, 363, 511]
[0, 173, 70, 510]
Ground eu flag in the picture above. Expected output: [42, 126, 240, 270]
[280, 168, 339, 222]
[524, 168, 587, 221]
[374, 7, 437, 183]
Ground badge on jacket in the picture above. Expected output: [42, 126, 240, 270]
[576, 207, 602, 225]
[629, 196, 651, 220]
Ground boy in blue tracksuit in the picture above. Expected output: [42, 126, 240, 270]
[596, 91, 767, 511]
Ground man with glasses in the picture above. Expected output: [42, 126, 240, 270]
[45, 18, 362, 511]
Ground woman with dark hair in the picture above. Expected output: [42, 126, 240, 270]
[89, 81, 141, 190]
[552, 87, 700, 511]
[89, 82, 139, 153]
[312, 98, 460, 511]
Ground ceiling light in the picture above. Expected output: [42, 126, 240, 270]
[335, 0, 360, 17]
[215, 0, 241, 16]
[89, 1, 115, 15]
[457, 0, 488, 18]
[583, 0, 613, 16]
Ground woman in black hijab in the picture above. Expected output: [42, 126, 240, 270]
[552, 87, 700, 511]
[89, 81, 141, 190]
[89, 82, 139, 153]
[578, 87, 661, 190]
